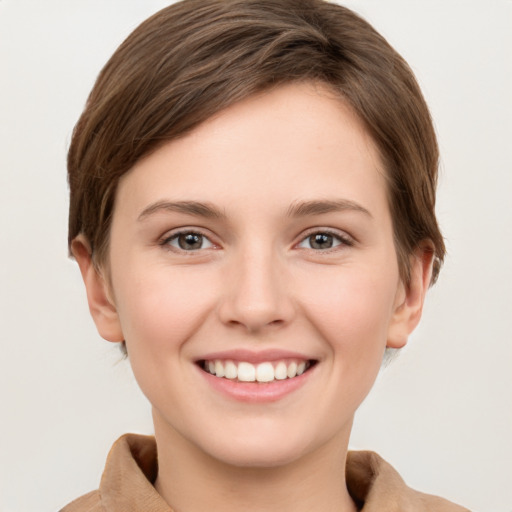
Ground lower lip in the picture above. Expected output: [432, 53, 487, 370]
[197, 365, 314, 403]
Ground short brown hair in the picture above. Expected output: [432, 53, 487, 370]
[68, 0, 445, 284]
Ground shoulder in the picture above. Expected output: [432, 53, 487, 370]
[346, 450, 470, 511]
[59, 490, 104, 512]
[58, 434, 167, 512]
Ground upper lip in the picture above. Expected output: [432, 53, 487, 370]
[196, 349, 316, 364]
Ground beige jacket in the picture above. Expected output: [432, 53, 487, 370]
[60, 434, 470, 512]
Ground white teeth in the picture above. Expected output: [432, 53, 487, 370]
[237, 362, 256, 382]
[256, 362, 274, 382]
[224, 360, 237, 379]
[204, 359, 311, 382]
[214, 360, 225, 378]
[274, 362, 288, 380]
[287, 362, 298, 379]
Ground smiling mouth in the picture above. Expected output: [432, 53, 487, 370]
[199, 359, 317, 383]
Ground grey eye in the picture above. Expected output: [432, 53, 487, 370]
[298, 232, 347, 250]
[308, 233, 334, 249]
[168, 232, 213, 251]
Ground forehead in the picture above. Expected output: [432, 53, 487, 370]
[115, 82, 387, 219]
[124, 81, 385, 185]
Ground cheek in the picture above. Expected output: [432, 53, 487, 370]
[113, 265, 218, 356]
[297, 263, 398, 370]
[112, 267, 222, 406]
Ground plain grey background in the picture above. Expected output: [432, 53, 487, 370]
[0, 1, 511, 511]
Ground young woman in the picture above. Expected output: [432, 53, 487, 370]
[61, 1, 469, 510]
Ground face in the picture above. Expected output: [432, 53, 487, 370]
[81, 83, 423, 469]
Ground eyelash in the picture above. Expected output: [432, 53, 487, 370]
[160, 228, 354, 254]
[296, 229, 354, 252]
[160, 229, 215, 253]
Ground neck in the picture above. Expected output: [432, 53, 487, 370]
[153, 414, 358, 512]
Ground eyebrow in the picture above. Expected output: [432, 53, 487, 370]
[137, 200, 226, 221]
[286, 199, 372, 218]
[137, 198, 371, 221]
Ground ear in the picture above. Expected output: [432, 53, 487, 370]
[71, 235, 124, 343]
[387, 245, 434, 349]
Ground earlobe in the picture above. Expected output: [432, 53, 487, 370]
[71, 235, 124, 343]
[387, 246, 434, 349]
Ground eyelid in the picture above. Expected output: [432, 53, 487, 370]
[295, 228, 355, 250]
[159, 227, 219, 252]
[157, 226, 354, 253]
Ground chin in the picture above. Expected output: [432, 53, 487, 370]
[206, 438, 311, 469]
[192, 418, 345, 470]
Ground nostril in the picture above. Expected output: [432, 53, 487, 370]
[216, 272, 295, 331]
[224, 317, 287, 333]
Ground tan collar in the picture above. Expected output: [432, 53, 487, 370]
[345, 450, 469, 511]
[99, 434, 168, 511]
[97, 434, 468, 512]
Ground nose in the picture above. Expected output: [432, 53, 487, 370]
[217, 244, 295, 333]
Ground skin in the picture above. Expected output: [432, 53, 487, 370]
[73, 82, 432, 512]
